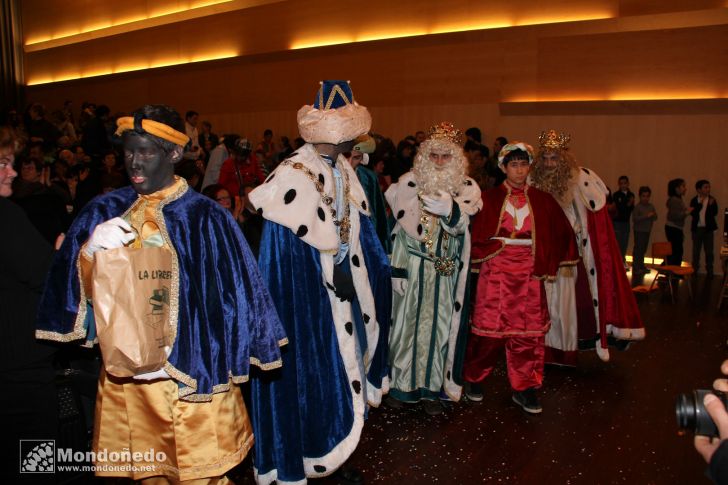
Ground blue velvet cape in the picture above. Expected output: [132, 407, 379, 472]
[36, 184, 286, 400]
[251, 215, 391, 483]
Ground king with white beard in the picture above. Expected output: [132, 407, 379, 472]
[384, 122, 482, 415]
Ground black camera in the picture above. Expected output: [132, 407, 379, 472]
[676, 390, 728, 437]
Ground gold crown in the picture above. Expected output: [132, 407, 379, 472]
[427, 122, 463, 145]
[538, 129, 570, 150]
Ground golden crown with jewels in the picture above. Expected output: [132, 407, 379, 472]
[427, 122, 463, 145]
[538, 129, 571, 150]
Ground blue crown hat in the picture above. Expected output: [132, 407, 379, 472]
[314, 80, 354, 110]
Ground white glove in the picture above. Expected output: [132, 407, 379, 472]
[133, 368, 171, 381]
[422, 190, 453, 217]
[84, 217, 136, 258]
[392, 278, 408, 296]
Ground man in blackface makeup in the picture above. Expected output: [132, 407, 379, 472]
[249, 81, 391, 484]
[37, 104, 286, 483]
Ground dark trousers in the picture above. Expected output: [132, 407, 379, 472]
[665, 225, 684, 266]
[613, 221, 630, 261]
[692, 227, 715, 274]
[632, 230, 651, 272]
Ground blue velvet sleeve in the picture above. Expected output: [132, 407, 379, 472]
[164, 197, 285, 397]
[36, 188, 136, 340]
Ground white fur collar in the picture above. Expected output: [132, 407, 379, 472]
[575, 166, 608, 212]
[249, 144, 370, 251]
[385, 171, 482, 242]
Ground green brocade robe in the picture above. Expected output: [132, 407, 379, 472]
[385, 171, 482, 402]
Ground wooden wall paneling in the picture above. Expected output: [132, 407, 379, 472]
[535, 25, 728, 101]
[618, 0, 726, 17]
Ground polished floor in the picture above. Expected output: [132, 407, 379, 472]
[319, 273, 728, 484]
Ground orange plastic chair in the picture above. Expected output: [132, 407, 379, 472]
[646, 242, 694, 302]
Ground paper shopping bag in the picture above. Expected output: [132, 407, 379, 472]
[92, 246, 173, 377]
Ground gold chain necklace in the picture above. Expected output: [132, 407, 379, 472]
[418, 192, 456, 277]
[282, 159, 351, 244]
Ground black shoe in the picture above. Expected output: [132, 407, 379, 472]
[423, 399, 444, 416]
[512, 388, 542, 414]
[464, 382, 484, 402]
[336, 465, 364, 485]
[384, 395, 405, 409]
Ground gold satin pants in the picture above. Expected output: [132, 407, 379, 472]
[93, 371, 253, 481]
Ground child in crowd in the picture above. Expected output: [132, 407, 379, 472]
[632, 186, 657, 275]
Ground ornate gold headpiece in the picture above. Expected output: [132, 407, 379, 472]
[538, 129, 570, 150]
[427, 122, 463, 145]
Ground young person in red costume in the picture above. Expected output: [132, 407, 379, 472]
[464, 143, 578, 413]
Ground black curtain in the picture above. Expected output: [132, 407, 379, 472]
[0, 0, 24, 116]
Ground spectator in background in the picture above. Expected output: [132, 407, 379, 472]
[386, 137, 415, 183]
[488, 136, 508, 186]
[203, 183, 263, 257]
[77, 101, 96, 132]
[665, 178, 692, 266]
[465, 126, 490, 160]
[175, 158, 204, 192]
[50, 109, 77, 142]
[26, 103, 61, 150]
[415, 130, 426, 146]
[61, 99, 75, 128]
[219, 138, 265, 198]
[184, 110, 203, 160]
[81, 104, 111, 161]
[0, 126, 58, 485]
[201, 134, 238, 191]
[492, 136, 507, 160]
[277, 136, 294, 161]
[631, 186, 657, 276]
[293, 136, 305, 150]
[197, 120, 218, 153]
[28, 141, 50, 166]
[11, 158, 67, 244]
[612, 175, 635, 266]
[255, 128, 278, 173]
[72, 143, 90, 166]
[58, 148, 75, 167]
[49, 158, 76, 213]
[99, 150, 127, 193]
[690, 179, 718, 277]
[468, 145, 488, 191]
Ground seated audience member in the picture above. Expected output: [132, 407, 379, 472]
[197, 120, 219, 152]
[202, 183, 263, 257]
[12, 158, 67, 243]
[219, 138, 265, 197]
[254, 129, 278, 173]
[201, 133, 239, 191]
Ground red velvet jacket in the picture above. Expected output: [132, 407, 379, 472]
[471, 182, 579, 278]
